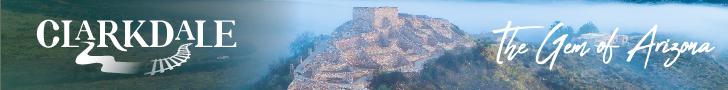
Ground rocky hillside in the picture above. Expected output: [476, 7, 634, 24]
[287, 7, 475, 89]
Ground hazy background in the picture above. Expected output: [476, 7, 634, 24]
[3, 0, 728, 89]
[288, 0, 728, 43]
[223, 0, 728, 87]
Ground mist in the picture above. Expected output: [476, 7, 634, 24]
[288, 0, 728, 46]
[184, 0, 728, 86]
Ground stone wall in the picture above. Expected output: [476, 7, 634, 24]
[352, 7, 400, 31]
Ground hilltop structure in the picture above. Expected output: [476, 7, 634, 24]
[288, 7, 475, 89]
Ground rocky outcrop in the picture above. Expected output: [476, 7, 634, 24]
[288, 7, 475, 89]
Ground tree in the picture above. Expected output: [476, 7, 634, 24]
[548, 21, 575, 42]
[577, 22, 599, 36]
[289, 32, 317, 55]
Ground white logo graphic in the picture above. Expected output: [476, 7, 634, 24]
[39, 19, 236, 75]
[75, 42, 193, 75]
[145, 43, 193, 75]
[75, 42, 142, 74]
